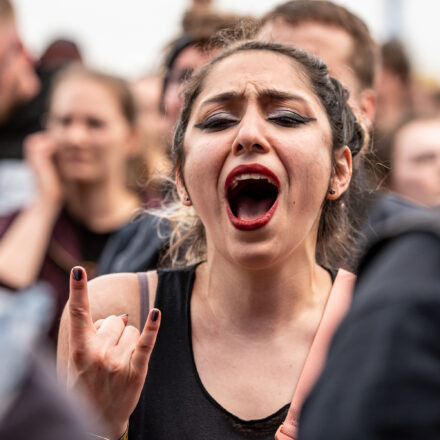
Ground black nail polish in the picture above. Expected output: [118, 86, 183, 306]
[151, 309, 159, 322]
[72, 268, 83, 281]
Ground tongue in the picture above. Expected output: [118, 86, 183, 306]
[235, 196, 274, 220]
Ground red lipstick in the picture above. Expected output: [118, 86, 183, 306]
[224, 163, 280, 231]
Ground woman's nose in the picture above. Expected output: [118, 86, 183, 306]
[231, 112, 270, 156]
[66, 122, 88, 146]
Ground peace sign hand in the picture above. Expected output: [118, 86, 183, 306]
[67, 266, 160, 439]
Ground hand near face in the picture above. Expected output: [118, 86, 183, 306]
[67, 266, 161, 438]
[24, 131, 63, 205]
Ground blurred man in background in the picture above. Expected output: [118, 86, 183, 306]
[0, 0, 41, 214]
[0, 0, 39, 124]
[131, 74, 170, 178]
[379, 114, 440, 209]
[297, 211, 440, 440]
[258, 0, 377, 129]
[375, 40, 413, 135]
[258, 0, 380, 264]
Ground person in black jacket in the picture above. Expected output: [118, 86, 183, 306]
[294, 210, 440, 440]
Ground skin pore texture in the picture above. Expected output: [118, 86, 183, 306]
[57, 48, 352, 434]
[391, 118, 440, 208]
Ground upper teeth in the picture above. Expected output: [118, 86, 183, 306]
[229, 173, 276, 190]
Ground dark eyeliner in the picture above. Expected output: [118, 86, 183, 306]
[194, 114, 238, 131]
[268, 111, 315, 127]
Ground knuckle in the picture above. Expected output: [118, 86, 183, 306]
[124, 325, 139, 337]
[69, 305, 88, 321]
[102, 315, 119, 328]
[71, 347, 86, 365]
[106, 359, 124, 375]
[146, 322, 158, 332]
[89, 350, 106, 370]
[137, 339, 154, 353]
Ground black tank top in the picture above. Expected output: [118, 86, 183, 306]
[129, 265, 289, 439]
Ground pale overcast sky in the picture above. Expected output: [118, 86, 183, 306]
[12, 0, 440, 82]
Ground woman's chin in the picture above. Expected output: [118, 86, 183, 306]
[59, 167, 102, 184]
[227, 244, 284, 272]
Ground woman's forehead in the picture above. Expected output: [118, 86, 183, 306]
[195, 50, 320, 108]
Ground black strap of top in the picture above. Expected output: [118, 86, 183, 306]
[136, 272, 149, 329]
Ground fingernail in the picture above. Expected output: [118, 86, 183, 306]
[72, 267, 82, 281]
[118, 313, 128, 318]
[151, 309, 159, 322]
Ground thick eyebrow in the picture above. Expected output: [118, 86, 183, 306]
[199, 89, 311, 108]
[257, 88, 309, 104]
[200, 91, 244, 107]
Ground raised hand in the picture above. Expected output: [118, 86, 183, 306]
[67, 266, 160, 439]
[24, 131, 63, 205]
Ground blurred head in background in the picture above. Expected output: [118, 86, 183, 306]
[375, 40, 413, 135]
[0, 0, 39, 123]
[412, 75, 440, 118]
[161, 9, 257, 137]
[131, 74, 170, 179]
[258, 0, 378, 128]
[380, 114, 440, 208]
[160, 34, 213, 136]
[39, 38, 83, 72]
[46, 66, 139, 189]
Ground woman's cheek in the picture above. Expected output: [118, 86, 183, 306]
[185, 138, 226, 192]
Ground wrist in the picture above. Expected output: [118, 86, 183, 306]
[33, 194, 63, 213]
[111, 421, 129, 440]
[114, 422, 128, 440]
[89, 423, 128, 440]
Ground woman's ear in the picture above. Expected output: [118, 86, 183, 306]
[175, 167, 192, 206]
[327, 146, 352, 200]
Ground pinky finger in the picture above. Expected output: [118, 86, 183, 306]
[131, 309, 161, 373]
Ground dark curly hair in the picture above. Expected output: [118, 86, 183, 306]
[160, 40, 367, 269]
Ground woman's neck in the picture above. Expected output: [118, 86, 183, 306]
[64, 179, 140, 233]
[195, 246, 333, 338]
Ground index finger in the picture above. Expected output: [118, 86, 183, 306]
[69, 266, 94, 345]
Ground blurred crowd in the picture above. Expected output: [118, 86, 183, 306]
[1, 0, 440, 439]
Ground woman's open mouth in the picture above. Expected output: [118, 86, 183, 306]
[225, 164, 280, 231]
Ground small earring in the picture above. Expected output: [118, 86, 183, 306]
[185, 195, 190, 202]
[328, 188, 336, 195]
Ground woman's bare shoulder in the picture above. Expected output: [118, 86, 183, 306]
[87, 271, 158, 330]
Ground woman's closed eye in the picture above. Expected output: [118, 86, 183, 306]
[194, 113, 238, 132]
[267, 110, 315, 128]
